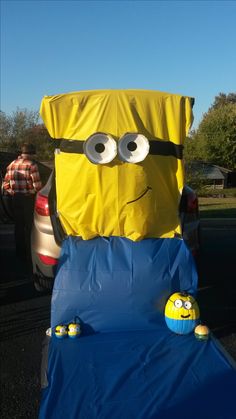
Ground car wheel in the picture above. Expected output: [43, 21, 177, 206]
[33, 272, 54, 292]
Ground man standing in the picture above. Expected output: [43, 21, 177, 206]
[3, 143, 42, 272]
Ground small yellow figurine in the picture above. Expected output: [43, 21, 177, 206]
[68, 322, 81, 338]
[55, 325, 67, 339]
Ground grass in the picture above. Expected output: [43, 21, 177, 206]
[199, 195, 236, 218]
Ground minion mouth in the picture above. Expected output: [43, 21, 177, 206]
[127, 186, 152, 204]
[181, 314, 191, 319]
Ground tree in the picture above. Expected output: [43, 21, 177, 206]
[209, 92, 236, 111]
[10, 108, 39, 143]
[0, 108, 54, 160]
[184, 93, 236, 170]
[196, 102, 236, 169]
[0, 111, 11, 146]
[184, 134, 204, 164]
[24, 124, 55, 160]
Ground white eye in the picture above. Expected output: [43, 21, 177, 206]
[61, 327, 66, 332]
[184, 301, 192, 310]
[118, 133, 150, 163]
[84, 133, 117, 164]
[174, 299, 183, 308]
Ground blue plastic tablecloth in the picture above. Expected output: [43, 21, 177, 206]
[40, 328, 236, 419]
[39, 237, 236, 418]
[50, 237, 198, 331]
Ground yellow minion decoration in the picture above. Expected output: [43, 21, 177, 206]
[40, 89, 194, 241]
[165, 292, 200, 334]
[54, 324, 67, 339]
[68, 322, 81, 338]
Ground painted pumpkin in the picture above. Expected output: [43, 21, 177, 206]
[68, 322, 81, 338]
[55, 324, 67, 339]
[165, 292, 200, 334]
[194, 324, 210, 340]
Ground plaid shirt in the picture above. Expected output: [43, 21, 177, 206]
[3, 155, 42, 195]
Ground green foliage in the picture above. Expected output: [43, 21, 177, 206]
[0, 111, 12, 145]
[184, 162, 206, 193]
[196, 103, 236, 169]
[184, 92, 236, 170]
[209, 92, 236, 110]
[0, 108, 54, 161]
[184, 135, 204, 163]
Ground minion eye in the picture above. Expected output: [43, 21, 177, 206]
[84, 133, 117, 164]
[184, 301, 192, 310]
[118, 133, 150, 163]
[174, 299, 183, 308]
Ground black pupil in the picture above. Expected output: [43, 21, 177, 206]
[127, 141, 137, 152]
[95, 143, 105, 153]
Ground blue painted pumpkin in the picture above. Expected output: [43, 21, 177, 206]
[165, 292, 200, 334]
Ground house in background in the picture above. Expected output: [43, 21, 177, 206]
[186, 161, 233, 189]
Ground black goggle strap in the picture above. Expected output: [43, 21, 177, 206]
[57, 138, 183, 160]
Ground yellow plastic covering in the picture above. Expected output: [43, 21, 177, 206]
[40, 89, 193, 143]
[40, 90, 194, 241]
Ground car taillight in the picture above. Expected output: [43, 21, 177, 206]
[38, 253, 58, 265]
[186, 193, 199, 213]
[35, 192, 50, 216]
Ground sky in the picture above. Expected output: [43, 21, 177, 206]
[1, 0, 236, 130]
